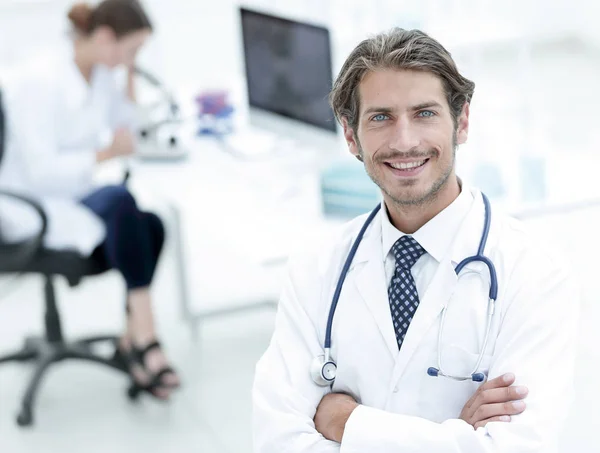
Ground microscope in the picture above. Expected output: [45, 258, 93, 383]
[133, 67, 188, 160]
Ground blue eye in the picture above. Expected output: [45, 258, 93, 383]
[372, 114, 389, 122]
[418, 110, 435, 118]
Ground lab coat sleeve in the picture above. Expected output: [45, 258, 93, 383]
[253, 251, 341, 453]
[9, 81, 96, 197]
[108, 67, 137, 131]
[340, 246, 580, 453]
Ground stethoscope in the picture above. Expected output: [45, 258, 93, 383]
[311, 192, 498, 387]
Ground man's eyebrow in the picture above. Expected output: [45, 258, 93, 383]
[362, 106, 394, 116]
[362, 101, 444, 117]
[410, 101, 443, 111]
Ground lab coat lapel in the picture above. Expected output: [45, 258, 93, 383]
[450, 189, 490, 265]
[352, 214, 399, 360]
[392, 188, 486, 382]
[391, 259, 457, 381]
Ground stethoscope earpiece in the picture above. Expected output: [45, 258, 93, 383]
[427, 367, 440, 377]
[427, 367, 486, 382]
[471, 372, 486, 382]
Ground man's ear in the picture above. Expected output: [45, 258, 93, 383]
[343, 118, 362, 161]
[455, 102, 470, 145]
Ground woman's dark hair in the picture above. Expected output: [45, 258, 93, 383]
[68, 0, 152, 39]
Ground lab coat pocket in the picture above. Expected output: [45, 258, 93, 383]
[441, 343, 493, 378]
[419, 344, 493, 422]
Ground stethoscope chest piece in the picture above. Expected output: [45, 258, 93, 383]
[311, 355, 337, 387]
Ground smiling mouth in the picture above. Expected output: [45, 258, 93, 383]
[385, 159, 429, 171]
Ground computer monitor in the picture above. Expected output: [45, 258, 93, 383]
[239, 8, 337, 138]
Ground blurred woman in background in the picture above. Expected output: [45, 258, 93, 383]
[0, 0, 180, 400]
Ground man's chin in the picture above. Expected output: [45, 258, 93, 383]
[386, 190, 431, 207]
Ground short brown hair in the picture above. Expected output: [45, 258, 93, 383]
[68, 0, 152, 39]
[329, 28, 475, 131]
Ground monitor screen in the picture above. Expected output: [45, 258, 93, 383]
[240, 8, 336, 133]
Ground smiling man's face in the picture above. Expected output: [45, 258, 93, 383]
[344, 68, 469, 207]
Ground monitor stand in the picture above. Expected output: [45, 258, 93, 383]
[219, 107, 343, 162]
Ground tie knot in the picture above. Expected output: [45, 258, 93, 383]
[391, 235, 425, 269]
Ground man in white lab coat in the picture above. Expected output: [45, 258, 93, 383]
[252, 28, 580, 452]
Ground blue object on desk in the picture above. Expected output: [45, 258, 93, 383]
[320, 161, 381, 218]
[519, 155, 546, 203]
[198, 106, 236, 136]
[471, 161, 505, 200]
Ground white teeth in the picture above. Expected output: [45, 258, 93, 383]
[390, 160, 426, 170]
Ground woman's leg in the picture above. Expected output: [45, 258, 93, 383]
[141, 212, 165, 284]
[81, 186, 179, 398]
[126, 211, 179, 394]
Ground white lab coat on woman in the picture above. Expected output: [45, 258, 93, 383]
[253, 185, 580, 453]
[0, 41, 136, 254]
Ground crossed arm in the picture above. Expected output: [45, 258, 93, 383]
[253, 249, 579, 453]
[313, 373, 527, 443]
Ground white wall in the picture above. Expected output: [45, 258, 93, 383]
[0, 0, 69, 67]
[137, 0, 598, 85]
[1, 0, 598, 205]
[2, 0, 595, 86]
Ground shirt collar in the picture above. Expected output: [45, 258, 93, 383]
[381, 183, 474, 264]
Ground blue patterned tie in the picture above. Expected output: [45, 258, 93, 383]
[388, 235, 426, 350]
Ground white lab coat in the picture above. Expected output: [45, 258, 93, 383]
[0, 42, 136, 254]
[253, 187, 580, 453]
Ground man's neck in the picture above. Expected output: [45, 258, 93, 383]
[385, 177, 461, 234]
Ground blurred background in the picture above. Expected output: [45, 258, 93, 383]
[0, 0, 599, 452]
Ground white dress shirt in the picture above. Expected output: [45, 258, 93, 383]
[381, 186, 474, 291]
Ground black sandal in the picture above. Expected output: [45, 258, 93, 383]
[111, 344, 130, 373]
[126, 340, 180, 401]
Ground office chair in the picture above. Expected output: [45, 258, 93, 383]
[0, 89, 128, 428]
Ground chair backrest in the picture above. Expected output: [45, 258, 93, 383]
[0, 88, 49, 271]
[0, 87, 4, 166]
[0, 87, 5, 243]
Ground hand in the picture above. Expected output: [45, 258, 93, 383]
[314, 393, 359, 443]
[460, 373, 528, 429]
[109, 128, 135, 158]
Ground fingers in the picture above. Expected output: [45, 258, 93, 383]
[478, 385, 528, 406]
[473, 400, 527, 422]
[481, 373, 516, 390]
[461, 373, 530, 427]
[474, 415, 511, 430]
[462, 373, 516, 417]
[115, 128, 135, 142]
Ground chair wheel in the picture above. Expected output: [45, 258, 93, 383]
[16, 407, 33, 427]
[127, 384, 141, 401]
[23, 336, 39, 351]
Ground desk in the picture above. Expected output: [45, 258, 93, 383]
[118, 121, 600, 339]
[125, 131, 346, 338]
